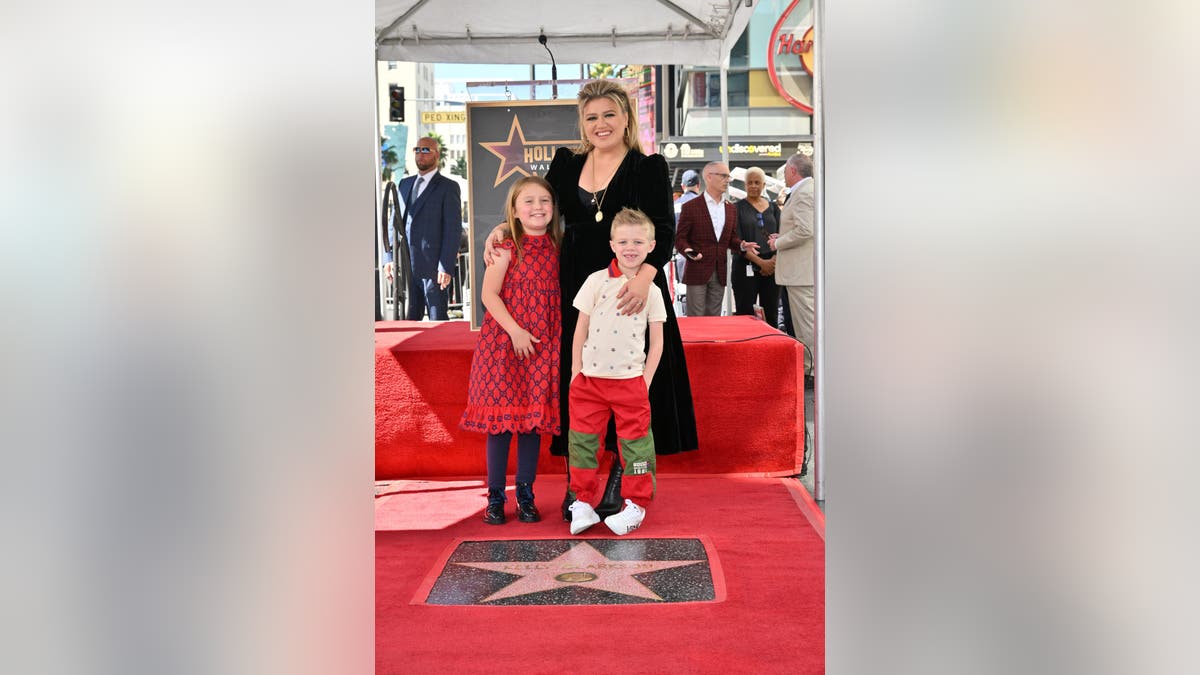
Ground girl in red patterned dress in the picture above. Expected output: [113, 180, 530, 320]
[460, 176, 562, 524]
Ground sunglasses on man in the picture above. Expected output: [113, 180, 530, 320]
[412, 146, 434, 154]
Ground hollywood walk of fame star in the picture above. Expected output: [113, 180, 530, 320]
[452, 541, 705, 602]
[478, 116, 574, 187]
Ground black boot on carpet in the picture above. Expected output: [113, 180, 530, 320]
[561, 463, 574, 521]
[595, 461, 624, 519]
[561, 493, 572, 522]
[484, 488, 506, 525]
[515, 482, 541, 523]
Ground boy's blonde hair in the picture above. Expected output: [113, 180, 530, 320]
[503, 175, 561, 264]
[610, 207, 655, 239]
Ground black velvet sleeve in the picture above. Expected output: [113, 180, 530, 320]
[545, 147, 574, 219]
[636, 153, 675, 270]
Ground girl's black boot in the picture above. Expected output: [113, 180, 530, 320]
[484, 488, 506, 525]
[515, 482, 541, 523]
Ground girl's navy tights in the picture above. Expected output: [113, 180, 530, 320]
[486, 431, 540, 490]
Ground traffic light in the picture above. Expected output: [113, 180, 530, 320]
[389, 85, 405, 122]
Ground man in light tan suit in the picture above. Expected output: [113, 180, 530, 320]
[770, 153, 815, 379]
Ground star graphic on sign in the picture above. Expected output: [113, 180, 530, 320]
[452, 541, 704, 602]
[478, 116, 574, 187]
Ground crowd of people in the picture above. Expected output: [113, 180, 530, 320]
[673, 155, 815, 359]
[385, 79, 816, 533]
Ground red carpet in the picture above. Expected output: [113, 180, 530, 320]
[376, 475, 824, 673]
[376, 316, 804, 479]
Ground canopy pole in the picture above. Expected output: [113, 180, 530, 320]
[812, 0, 826, 503]
[373, 58, 391, 321]
[720, 62, 732, 316]
[719, 64, 729, 167]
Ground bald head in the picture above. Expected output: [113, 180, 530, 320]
[415, 136, 440, 172]
[702, 162, 730, 200]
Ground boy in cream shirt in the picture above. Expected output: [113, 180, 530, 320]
[567, 208, 666, 536]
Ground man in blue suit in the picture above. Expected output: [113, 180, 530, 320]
[384, 136, 463, 321]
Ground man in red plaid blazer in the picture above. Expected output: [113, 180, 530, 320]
[674, 162, 759, 316]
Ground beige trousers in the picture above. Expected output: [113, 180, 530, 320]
[685, 270, 726, 317]
[785, 284, 815, 376]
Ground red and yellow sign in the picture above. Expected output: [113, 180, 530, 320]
[767, 0, 815, 113]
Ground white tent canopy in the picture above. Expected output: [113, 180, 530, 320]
[376, 0, 754, 66]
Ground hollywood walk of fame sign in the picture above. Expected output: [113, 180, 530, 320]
[477, 116, 576, 189]
[420, 538, 723, 606]
[466, 101, 578, 329]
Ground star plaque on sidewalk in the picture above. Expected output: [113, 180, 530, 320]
[422, 538, 721, 606]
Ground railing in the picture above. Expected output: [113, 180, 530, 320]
[447, 250, 470, 316]
[382, 248, 471, 320]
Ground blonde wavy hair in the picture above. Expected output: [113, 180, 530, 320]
[574, 79, 643, 155]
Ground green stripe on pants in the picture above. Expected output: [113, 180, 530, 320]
[568, 430, 601, 469]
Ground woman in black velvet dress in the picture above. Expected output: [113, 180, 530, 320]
[487, 80, 698, 518]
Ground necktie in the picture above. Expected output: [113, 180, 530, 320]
[405, 177, 424, 235]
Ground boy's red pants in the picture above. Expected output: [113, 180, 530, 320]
[567, 374, 656, 508]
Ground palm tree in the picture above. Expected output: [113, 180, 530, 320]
[424, 132, 448, 170]
[590, 64, 638, 79]
[589, 63, 617, 79]
[451, 156, 467, 178]
[380, 137, 400, 182]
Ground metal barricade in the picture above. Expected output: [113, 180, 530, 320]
[447, 250, 470, 319]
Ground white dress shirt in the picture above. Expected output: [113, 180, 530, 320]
[787, 176, 812, 202]
[405, 170, 437, 232]
[703, 191, 726, 240]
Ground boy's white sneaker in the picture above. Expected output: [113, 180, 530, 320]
[603, 499, 645, 536]
[568, 500, 601, 535]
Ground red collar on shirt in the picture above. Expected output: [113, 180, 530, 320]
[608, 259, 623, 278]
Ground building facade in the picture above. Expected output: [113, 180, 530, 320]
[377, 60, 435, 178]
[660, 0, 814, 183]
[432, 82, 469, 170]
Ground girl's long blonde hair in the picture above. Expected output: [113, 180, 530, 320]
[503, 175, 562, 264]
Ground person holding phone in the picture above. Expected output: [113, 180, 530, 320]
[674, 161, 759, 317]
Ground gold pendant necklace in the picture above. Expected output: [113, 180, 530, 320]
[590, 151, 626, 223]
[592, 189, 606, 222]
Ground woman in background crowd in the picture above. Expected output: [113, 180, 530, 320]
[731, 167, 782, 321]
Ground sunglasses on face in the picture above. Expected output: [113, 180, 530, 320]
[412, 147, 434, 154]
[707, 172, 730, 180]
